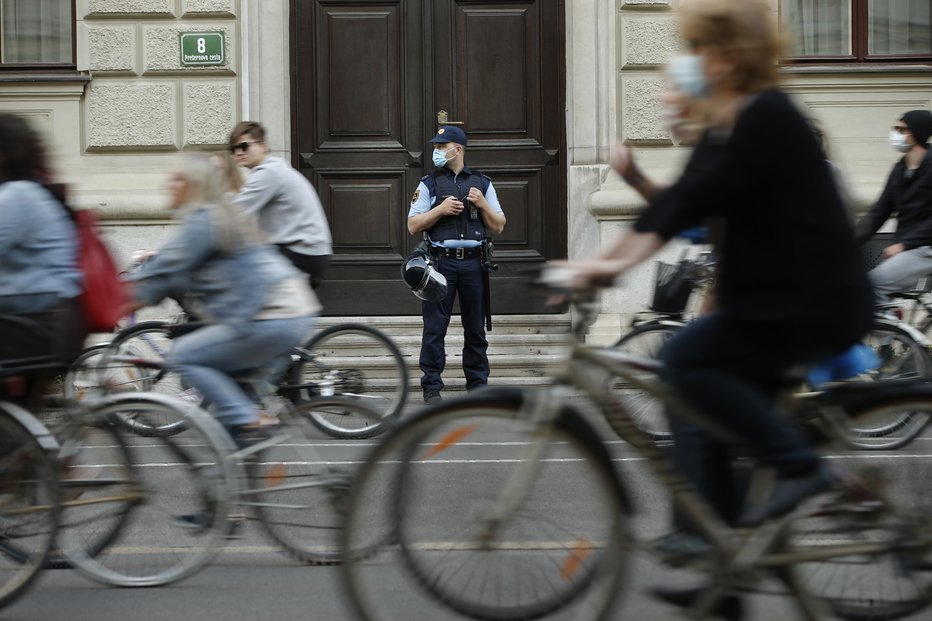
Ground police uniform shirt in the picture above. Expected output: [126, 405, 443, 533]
[408, 168, 503, 248]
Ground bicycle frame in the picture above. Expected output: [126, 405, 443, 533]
[470, 298, 931, 620]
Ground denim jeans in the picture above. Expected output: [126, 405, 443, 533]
[167, 316, 315, 428]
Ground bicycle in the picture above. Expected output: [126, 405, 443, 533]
[64, 312, 408, 439]
[341, 275, 932, 621]
[0, 400, 59, 611]
[104, 353, 385, 565]
[615, 251, 932, 447]
[0, 310, 235, 588]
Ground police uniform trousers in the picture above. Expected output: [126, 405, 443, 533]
[420, 255, 489, 393]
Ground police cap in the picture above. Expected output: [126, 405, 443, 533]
[430, 125, 467, 146]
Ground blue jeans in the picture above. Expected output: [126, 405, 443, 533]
[419, 257, 489, 393]
[167, 316, 315, 428]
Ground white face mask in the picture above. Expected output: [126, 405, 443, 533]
[890, 130, 911, 153]
[432, 146, 456, 168]
[667, 54, 710, 100]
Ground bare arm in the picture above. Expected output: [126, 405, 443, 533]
[611, 143, 666, 203]
[407, 195, 465, 236]
[548, 228, 665, 292]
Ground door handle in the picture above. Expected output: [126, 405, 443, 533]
[436, 110, 464, 126]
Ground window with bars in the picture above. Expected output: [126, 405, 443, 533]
[0, 0, 74, 68]
[781, 0, 932, 62]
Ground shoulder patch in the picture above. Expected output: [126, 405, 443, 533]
[410, 188, 420, 204]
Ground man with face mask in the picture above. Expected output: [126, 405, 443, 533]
[856, 110, 932, 305]
[407, 126, 506, 404]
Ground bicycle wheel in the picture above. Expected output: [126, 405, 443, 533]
[288, 323, 408, 438]
[0, 403, 58, 611]
[100, 322, 194, 435]
[252, 397, 384, 564]
[786, 440, 932, 620]
[62, 343, 110, 402]
[842, 396, 932, 450]
[863, 322, 932, 382]
[56, 396, 233, 586]
[611, 322, 681, 441]
[376, 391, 629, 621]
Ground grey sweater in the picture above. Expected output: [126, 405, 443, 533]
[233, 155, 333, 256]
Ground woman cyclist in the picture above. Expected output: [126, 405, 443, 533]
[557, 1, 874, 617]
[0, 113, 86, 405]
[125, 153, 318, 449]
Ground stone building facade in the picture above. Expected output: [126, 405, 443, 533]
[1, 0, 930, 334]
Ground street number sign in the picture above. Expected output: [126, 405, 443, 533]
[180, 32, 224, 66]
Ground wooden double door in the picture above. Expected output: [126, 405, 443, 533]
[292, 0, 566, 315]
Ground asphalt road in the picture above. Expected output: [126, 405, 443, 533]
[6, 412, 932, 621]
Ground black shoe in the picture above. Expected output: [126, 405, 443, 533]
[648, 530, 712, 567]
[228, 423, 271, 450]
[738, 463, 836, 527]
[423, 390, 442, 405]
[173, 512, 211, 530]
[172, 512, 242, 539]
[651, 586, 744, 621]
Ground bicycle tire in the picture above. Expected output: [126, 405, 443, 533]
[784, 429, 932, 621]
[863, 321, 932, 383]
[56, 396, 233, 586]
[288, 323, 408, 438]
[45, 406, 136, 572]
[0, 403, 59, 611]
[612, 321, 682, 442]
[252, 397, 384, 564]
[389, 391, 630, 621]
[62, 343, 110, 402]
[98, 322, 193, 435]
[842, 395, 932, 450]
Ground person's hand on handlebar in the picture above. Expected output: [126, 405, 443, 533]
[539, 260, 626, 306]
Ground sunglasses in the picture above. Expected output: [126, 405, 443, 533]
[229, 141, 262, 153]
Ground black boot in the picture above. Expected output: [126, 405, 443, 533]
[651, 585, 744, 621]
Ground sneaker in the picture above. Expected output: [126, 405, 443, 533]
[423, 390, 442, 405]
[648, 530, 712, 567]
[173, 512, 212, 530]
[228, 423, 271, 450]
[651, 585, 744, 621]
[172, 512, 243, 539]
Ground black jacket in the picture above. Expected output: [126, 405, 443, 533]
[855, 149, 932, 249]
[635, 89, 873, 337]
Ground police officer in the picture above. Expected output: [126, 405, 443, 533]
[407, 126, 506, 404]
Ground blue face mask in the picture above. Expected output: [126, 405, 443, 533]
[432, 146, 455, 168]
[667, 54, 709, 100]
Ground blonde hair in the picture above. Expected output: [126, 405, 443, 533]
[678, 0, 784, 94]
[211, 149, 244, 193]
[175, 153, 264, 252]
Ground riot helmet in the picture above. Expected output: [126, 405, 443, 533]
[402, 255, 448, 302]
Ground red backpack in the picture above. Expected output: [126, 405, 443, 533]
[71, 208, 128, 333]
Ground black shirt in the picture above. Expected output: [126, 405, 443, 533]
[635, 89, 873, 334]
[855, 149, 932, 249]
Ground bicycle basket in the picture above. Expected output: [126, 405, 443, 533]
[650, 261, 695, 314]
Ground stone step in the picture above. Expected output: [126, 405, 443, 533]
[307, 315, 571, 392]
[315, 314, 571, 336]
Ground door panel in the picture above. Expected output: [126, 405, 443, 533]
[292, 0, 564, 315]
